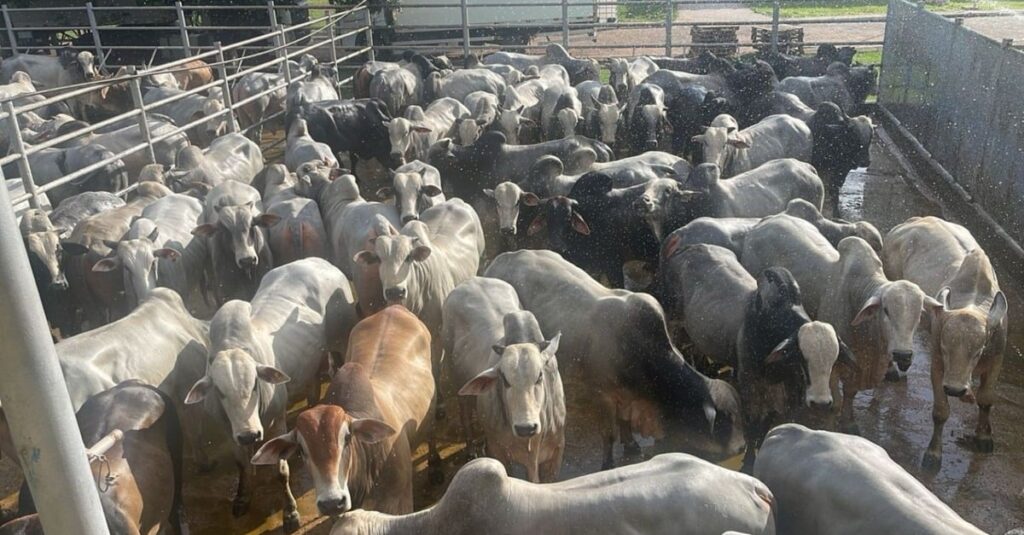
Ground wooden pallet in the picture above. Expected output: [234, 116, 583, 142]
[752, 25, 805, 55]
[690, 25, 739, 57]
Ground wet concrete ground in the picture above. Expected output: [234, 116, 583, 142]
[1, 128, 1022, 534]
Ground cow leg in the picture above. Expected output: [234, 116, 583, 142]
[923, 357, 949, 469]
[601, 396, 617, 470]
[432, 337, 446, 421]
[232, 454, 251, 517]
[618, 417, 641, 458]
[427, 430, 444, 485]
[838, 379, 860, 435]
[458, 397, 479, 458]
[974, 357, 1002, 453]
[279, 459, 300, 533]
[539, 442, 564, 483]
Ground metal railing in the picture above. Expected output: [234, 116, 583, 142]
[1, 2, 372, 211]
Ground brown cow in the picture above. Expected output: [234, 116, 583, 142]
[252, 305, 435, 517]
[171, 59, 215, 91]
[5, 380, 184, 535]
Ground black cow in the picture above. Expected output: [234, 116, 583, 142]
[807, 102, 873, 200]
[623, 84, 669, 154]
[300, 98, 394, 167]
[736, 267, 856, 472]
[649, 50, 735, 75]
[759, 44, 857, 79]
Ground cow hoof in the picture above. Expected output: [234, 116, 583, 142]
[283, 511, 301, 533]
[976, 436, 995, 453]
[232, 498, 251, 518]
[884, 368, 903, 382]
[921, 451, 942, 470]
[622, 441, 642, 458]
[840, 421, 860, 435]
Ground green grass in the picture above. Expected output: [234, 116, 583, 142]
[855, 47, 882, 65]
[617, 0, 677, 22]
[751, 0, 1024, 18]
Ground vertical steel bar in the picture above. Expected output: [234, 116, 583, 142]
[665, 0, 673, 56]
[2, 5, 18, 56]
[175, 1, 192, 57]
[460, 0, 471, 66]
[364, 7, 375, 62]
[267, 0, 280, 33]
[328, 19, 341, 94]
[215, 42, 239, 133]
[562, 0, 570, 48]
[4, 102, 37, 209]
[0, 167, 111, 535]
[127, 67, 157, 165]
[771, 1, 780, 53]
[86, 3, 106, 71]
[277, 26, 293, 85]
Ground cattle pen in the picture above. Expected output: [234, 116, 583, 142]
[0, 0, 1022, 534]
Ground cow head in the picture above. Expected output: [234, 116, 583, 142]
[378, 170, 443, 224]
[460, 331, 562, 438]
[554, 107, 579, 140]
[186, 340, 290, 445]
[593, 102, 621, 146]
[764, 321, 856, 410]
[20, 209, 67, 291]
[198, 99, 228, 145]
[192, 202, 279, 273]
[60, 49, 98, 81]
[930, 252, 1007, 398]
[691, 115, 750, 168]
[252, 399, 395, 516]
[455, 117, 483, 145]
[296, 161, 347, 202]
[528, 196, 590, 253]
[483, 182, 541, 236]
[91, 223, 179, 308]
[383, 117, 431, 165]
[64, 144, 128, 194]
[607, 58, 630, 99]
[494, 106, 531, 145]
[353, 221, 432, 305]
[843, 238, 941, 372]
[633, 179, 701, 242]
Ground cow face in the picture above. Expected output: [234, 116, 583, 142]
[596, 103, 620, 145]
[692, 122, 750, 168]
[92, 226, 179, 308]
[60, 50, 99, 81]
[529, 196, 589, 253]
[765, 322, 850, 409]
[186, 348, 290, 445]
[21, 213, 66, 291]
[353, 224, 432, 305]
[296, 161, 347, 202]
[852, 279, 941, 372]
[496, 108, 528, 145]
[607, 59, 630, 100]
[932, 286, 1007, 398]
[460, 334, 561, 438]
[634, 179, 700, 242]
[555, 108, 579, 139]
[378, 171, 443, 224]
[252, 405, 395, 516]
[484, 182, 540, 235]
[193, 203, 279, 272]
[456, 117, 482, 145]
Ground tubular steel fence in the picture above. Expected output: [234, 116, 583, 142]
[0, 3, 372, 211]
[879, 0, 1024, 248]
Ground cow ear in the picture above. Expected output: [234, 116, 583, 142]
[568, 148, 597, 173]
[350, 418, 396, 444]
[412, 126, 432, 134]
[255, 214, 281, 228]
[520, 192, 541, 206]
[727, 136, 751, 149]
[376, 187, 395, 200]
[61, 241, 89, 256]
[458, 368, 499, 396]
[154, 248, 180, 261]
[570, 211, 591, 236]
[936, 287, 951, 311]
[421, 184, 443, 197]
[257, 365, 291, 385]
[987, 291, 1007, 332]
[184, 376, 212, 405]
[527, 212, 547, 236]
[147, 227, 160, 242]
[91, 258, 121, 272]
[354, 250, 380, 265]
[539, 332, 561, 359]
[482, 188, 496, 198]
[250, 431, 298, 465]
[922, 294, 944, 316]
[851, 294, 881, 326]
[764, 336, 795, 364]
[691, 134, 706, 143]
[409, 245, 432, 262]
[191, 224, 217, 237]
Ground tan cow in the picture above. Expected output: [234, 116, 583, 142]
[883, 216, 1007, 468]
[171, 59, 215, 91]
[252, 305, 435, 517]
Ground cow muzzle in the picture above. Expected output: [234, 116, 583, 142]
[384, 287, 407, 304]
[236, 430, 262, 445]
[807, 399, 834, 411]
[892, 351, 913, 372]
[499, 227, 517, 236]
[514, 423, 539, 437]
[943, 385, 968, 398]
[401, 214, 418, 224]
[317, 495, 350, 516]
[238, 256, 258, 269]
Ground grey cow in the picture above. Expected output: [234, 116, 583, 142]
[143, 86, 229, 147]
[0, 49, 98, 89]
[167, 133, 264, 193]
[444, 277, 566, 483]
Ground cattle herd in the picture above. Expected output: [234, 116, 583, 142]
[0, 41, 1008, 535]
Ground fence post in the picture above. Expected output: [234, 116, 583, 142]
[664, 0, 673, 56]
[4, 102, 37, 209]
[276, 25, 293, 84]
[460, 0, 471, 67]
[175, 1, 192, 58]
[267, 0, 280, 33]
[215, 42, 239, 134]
[562, 0, 570, 48]
[328, 18, 341, 94]
[771, 0, 780, 53]
[2, 5, 18, 56]
[364, 7, 375, 62]
[127, 67, 157, 166]
[85, 3, 106, 71]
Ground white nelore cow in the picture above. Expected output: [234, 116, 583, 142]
[184, 258, 357, 529]
[741, 215, 940, 432]
[755, 424, 986, 535]
[426, 69, 507, 103]
[606, 56, 659, 100]
[143, 86, 229, 147]
[167, 133, 264, 192]
[444, 277, 565, 483]
[285, 117, 338, 172]
[330, 454, 776, 535]
[379, 160, 446, 224]
[692, 114, 812, 177]
[0, 49, 98, 88]
[387, 97, 470, 164]
[882, 216, 1007, 468]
